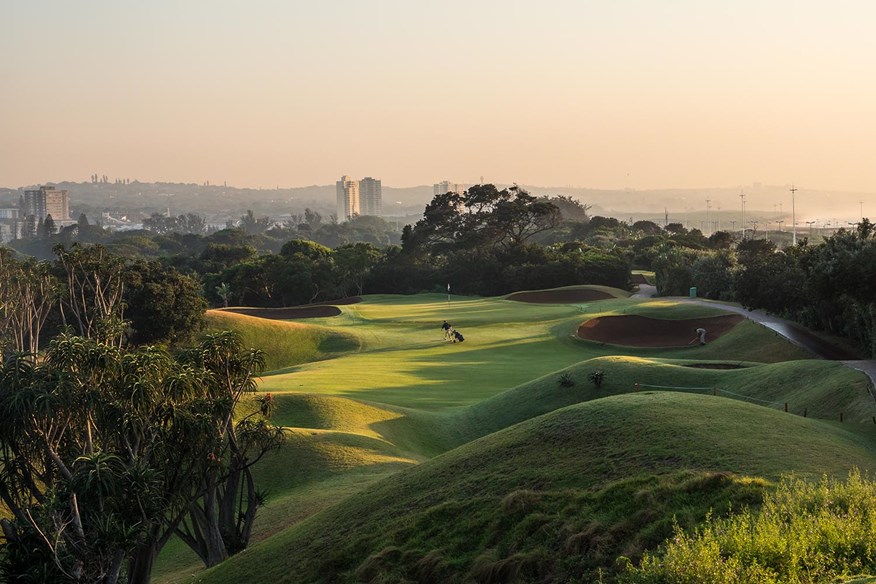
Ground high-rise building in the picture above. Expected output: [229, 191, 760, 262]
[336, 175, 360, 221]
[433, 181, 464, 197]
[21, 185, 70, 222]
[358, 177, 382, 216]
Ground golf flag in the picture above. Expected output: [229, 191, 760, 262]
[447, 283, 451, 293]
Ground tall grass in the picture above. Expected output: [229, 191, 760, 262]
[622, 471, 876, 584]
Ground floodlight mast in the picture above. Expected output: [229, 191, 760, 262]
[740, 191, 746, 239]
[790, 184, 798, 245]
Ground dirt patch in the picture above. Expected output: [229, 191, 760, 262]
[506, 289, 614, 303]
[577, 314, 744, 347]
[219, 305, 342, 320]
[631, 273, 649, 285]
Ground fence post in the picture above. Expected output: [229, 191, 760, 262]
[712, 387, 717, 396]
[784, 402, 788, 413]
[803, 408, 807, 418]
[635, 382, 640, 392]
[840, 412, 844, 423]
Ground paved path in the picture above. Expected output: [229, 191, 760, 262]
[678, 298, 876, 390]
[631, 284, 657, 299]
[679, 300, 859, 360]
[631, 284, 876, 385]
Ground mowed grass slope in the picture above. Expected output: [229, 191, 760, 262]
[156, 289, 871, 583]
[205, 310, 361, 372]
[191, 393, 876, 584]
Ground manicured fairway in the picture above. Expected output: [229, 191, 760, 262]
[255, 292, 812, 409]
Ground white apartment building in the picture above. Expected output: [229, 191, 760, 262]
[358, 177, 382, 216]
[433, 181, 465, 197]
[22, 185, 71, 223]
[336, 175, 360, 221]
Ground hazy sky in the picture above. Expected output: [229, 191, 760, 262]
[3, 1, 876, 191]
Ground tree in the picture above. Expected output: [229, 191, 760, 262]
[632, 220, 662, 236]
[239, 210, 271, 235]
[488, 186, 561, 250]
[544, 195, 591, 222]
[78, 213, 90, 227]
[0, 249, 59, 354]
[335, 242, 381, 296]
[54, 244, 127, 346]
[174, 332, 284, 566]
[0, 332, 278, 583]
[215, 282, 232, 307]
[404, 184, 560, 255]
[143, 213, 176, 235]
[123, 260, 207, 345]
[43, 214, 57, 238]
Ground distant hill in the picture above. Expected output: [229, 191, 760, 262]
[1, 180, 871, 227]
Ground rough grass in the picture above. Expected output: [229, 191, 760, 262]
[623, 471, 876, 583]
[187, 393, 876, 584]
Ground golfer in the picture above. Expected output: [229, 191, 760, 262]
[441, 320, 453, 341]
[690, 327, 707, 346]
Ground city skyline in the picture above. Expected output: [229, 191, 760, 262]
[4, 1, 876, 194]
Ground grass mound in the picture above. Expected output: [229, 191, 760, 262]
[205, 310, 360, 371]
[505, 285, 628, 303]
[191, 393, 876, 584]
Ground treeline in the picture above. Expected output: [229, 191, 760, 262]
[6, 186, 746, 312]
[652, 220, 876, 356]
[0, 244, 206, 353]
[6, 209, 402, 260]
[166, 186, 637, 306]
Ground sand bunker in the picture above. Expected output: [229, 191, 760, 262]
[506, 288, 614, 303]
[219, 297, 360, 320]
[577, 314, 744, 347]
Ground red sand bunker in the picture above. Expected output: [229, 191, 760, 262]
[507, 289, 614, 303]
[219, 297, 361, 320]
[577, 314, 744, 347]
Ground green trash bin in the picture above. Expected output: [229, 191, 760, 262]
[689, 286, 697, 298]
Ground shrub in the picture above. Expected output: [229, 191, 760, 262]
[621, 471, 876, 583]
[589, 370, 605, 388]
[558, 372, 575, 387]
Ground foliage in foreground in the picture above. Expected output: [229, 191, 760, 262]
[622, 471, 876, 584]
[0, 331, 282, 584]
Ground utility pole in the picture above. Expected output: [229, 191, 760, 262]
[740, 191, 746, 239]
[790, 184, 798, 245]
[706, 198, 711, 236]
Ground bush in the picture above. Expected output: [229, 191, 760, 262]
[558, 372, 575, 387]
[622, 471, 876, 583]
[589, 370, 605, 388]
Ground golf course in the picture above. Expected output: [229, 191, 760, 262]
[154, 285, 876, 583]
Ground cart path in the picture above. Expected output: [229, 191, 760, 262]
[677, 298, 876, 391]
